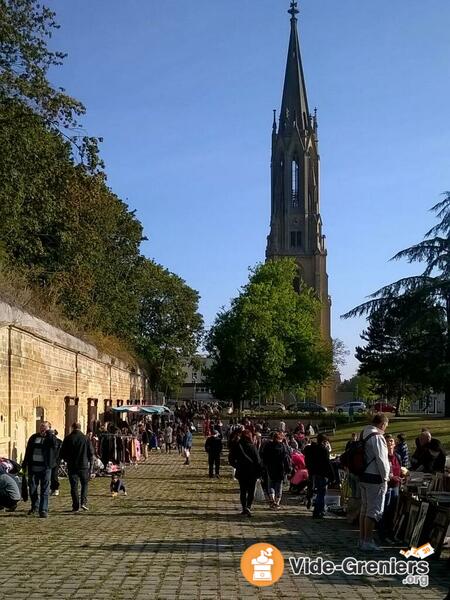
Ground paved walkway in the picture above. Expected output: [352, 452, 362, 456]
[0, 440, 448, 600]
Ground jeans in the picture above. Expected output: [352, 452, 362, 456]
[68, 469, 89, 510]
[238, 476, 257, 510]
[208, 454, 220, 476]
[268, 477, 283, 500]
[28, 469, 51, 514]
[378, 486, 399, 540]
[313, 475, 328, 517]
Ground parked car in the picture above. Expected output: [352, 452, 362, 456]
[287, 401, 327, 413]
[374, 401, 396, 413]
[336, 401, 366, 414]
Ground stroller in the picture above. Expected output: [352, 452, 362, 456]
[57, 459, 69, 478]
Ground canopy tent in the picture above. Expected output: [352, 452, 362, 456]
[110, 405, 172, 415]
[140, 405, 172, 415]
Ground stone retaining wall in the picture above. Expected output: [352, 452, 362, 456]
[0, 301, 150, 460]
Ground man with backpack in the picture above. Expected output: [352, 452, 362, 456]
[357, 414, 390, 551]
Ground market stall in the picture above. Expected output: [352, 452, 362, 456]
[393, 471, 450, 557]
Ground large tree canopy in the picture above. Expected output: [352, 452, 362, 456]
[0, 0, 204, 390]
[135, 259, 204, 397]
[355, 294, 445, 414]
[206, 258, 333, 408]
[0, 0, 83, 127]
[343, 193, 450, 416]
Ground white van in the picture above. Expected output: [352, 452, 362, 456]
[336, 401, 366, 414]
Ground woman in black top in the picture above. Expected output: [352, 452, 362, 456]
[228, 429, 262, 516]
[261, 431, 291, 509]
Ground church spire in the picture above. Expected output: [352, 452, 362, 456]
[279, 1, 310, 134]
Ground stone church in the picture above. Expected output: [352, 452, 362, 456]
[266, 1, 333, 407]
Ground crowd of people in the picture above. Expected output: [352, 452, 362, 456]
[200, 413, 448, 554]
[200, 417, 336, 518]
[0, 408, 448, 554]
[0, 409, 198, 517]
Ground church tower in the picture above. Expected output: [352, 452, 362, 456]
[266, 1, 332, 406]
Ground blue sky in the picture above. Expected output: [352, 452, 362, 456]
[45, 1, 450, 379]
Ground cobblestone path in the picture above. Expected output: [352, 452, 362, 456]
[0, 439, 448, 600]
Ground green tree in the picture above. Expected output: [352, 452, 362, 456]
[1, 0, 82, 126]
[135, 260, 204, 397]
[338, 374, 377, 403]
[343, 194, 450, 416]
[0, 0, 102, 167]
[354, 295, 445, 414]
[0, 1, 205, 395]
[205, 258, 333, 409]
[0, 110, 144, 342]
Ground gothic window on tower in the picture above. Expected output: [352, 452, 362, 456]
[290, 230, 302, 248]
[291, 159, 299, 208]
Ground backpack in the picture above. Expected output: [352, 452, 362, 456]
[282, 447, 292, 475]
[340, 432, 380, 476]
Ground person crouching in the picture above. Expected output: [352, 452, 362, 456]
[110, 474, 127, 497]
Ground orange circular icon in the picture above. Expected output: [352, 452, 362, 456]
[240, 542, 284, 587]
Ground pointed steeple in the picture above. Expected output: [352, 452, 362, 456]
[279, 1, 310, 134]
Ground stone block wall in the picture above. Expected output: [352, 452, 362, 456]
[0, 301, 150, 461]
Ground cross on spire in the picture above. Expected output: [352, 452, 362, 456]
[288, 1, 299, 20]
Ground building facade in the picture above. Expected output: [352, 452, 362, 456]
[266, 2, 333, 406]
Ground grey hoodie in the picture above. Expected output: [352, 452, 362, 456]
[361, 425, 390, 482]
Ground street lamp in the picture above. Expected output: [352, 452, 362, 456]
[192, 373, 197, 405]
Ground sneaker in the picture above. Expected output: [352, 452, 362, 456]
[81, 505, 89, 511]
[71, 508, 80, 513]
[245, 508, 252, 517]
[39, 512, 48, 518]
[27, 509, 37, 516]
[53, 490, 59, 496]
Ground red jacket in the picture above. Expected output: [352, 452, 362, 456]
[388, 452, 402, 488]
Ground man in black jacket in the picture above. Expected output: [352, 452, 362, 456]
[60, 423, 94, 512]
[304, 434, 335, 519]
[205, 428, 223, 478]
[22, 421, 58, 518]
[228, 429, 262, 516]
